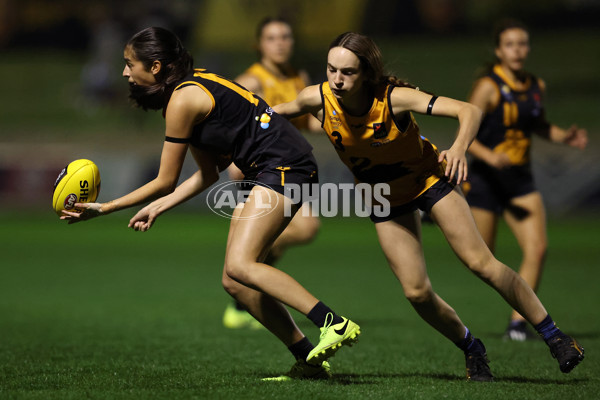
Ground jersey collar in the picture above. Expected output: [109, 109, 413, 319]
[493, 64, 531, 92]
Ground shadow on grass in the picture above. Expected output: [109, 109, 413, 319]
[494, 375, 588, 385]
[331, 372, 462, 385]
[330, 372, 587, 385]
[481, 329, 600, 341]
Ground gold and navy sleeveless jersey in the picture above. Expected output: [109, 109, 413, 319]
[475, 65, 546, 166]
[244, 63, 309, 130]
[174, 69, 312, 175]
[320, 82, 445, 207]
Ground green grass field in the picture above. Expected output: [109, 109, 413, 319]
[1, 211, 598, 399]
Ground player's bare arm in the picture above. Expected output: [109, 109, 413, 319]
[63, 86, 211, 223]
[296, 72, 324, 132]
[390, 87, 482, 183]
[466, 77, 511, 168]
[106, 86, 211, 211]
[234, 73, 263, 97]
[273, 84, 323, 122]
[129, 147, 220, 232]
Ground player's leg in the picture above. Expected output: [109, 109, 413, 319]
[224, 186, 316, 312]
[221, 164, 263, 329]
[432, 187, 547, 322]
[504, 192, 547, 312]
[375, 211, 466, 340]
[226, 163, 245, 181]
[269, 202, 320, 262]
[224, 185, 360, 363]
[221, 201, 330, 379]
[223, 167, 320, 329]
[470, 207, 499, 252]
[223, 210, 320, 329]
[431, 188, 583, 372]
[502, 191, 547, 340]
[223, 268, 332, 379]
[225, 196, 319, 328]
[374, 211, 492, 381]
[222, 203, 264, 329]
[463, 166, 500, 252]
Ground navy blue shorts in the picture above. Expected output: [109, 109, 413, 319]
[241, 153, 318, 203]
[464, 161, 536, 214]
[370, 178, 455, 223]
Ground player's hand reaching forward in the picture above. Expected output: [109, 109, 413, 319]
[60, 202, 103, 224]
[129, 204, 159, 232]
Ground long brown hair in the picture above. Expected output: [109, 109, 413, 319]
[328, 32, 416, 92]
[126, 27, 194, 110]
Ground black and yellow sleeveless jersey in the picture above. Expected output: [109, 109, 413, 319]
[243, 63, 309, 130]
[476, 64, 546, 166]
[320, 82, 445, 207]
[174, 69, 312, 175]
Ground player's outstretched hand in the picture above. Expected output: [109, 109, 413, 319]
[128, 205, 159, 232]
[438, 146, 468, 184]
[60, 203, 103, 224]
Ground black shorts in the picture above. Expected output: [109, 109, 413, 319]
[464, 161, 536, 214]
[370, 178, 455, 223]
[241, 153, 319, 203]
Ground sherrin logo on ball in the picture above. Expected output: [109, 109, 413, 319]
[52, 159, 101, 216]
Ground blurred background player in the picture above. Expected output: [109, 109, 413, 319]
[463, 19, 588, 341]
[223, 16, 322, 330]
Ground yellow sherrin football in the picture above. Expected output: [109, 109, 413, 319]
[52, 159, 101, 216]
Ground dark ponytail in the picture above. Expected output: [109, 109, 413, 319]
[126, 27, 194, 110]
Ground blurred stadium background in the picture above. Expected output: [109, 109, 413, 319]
[1, 0, 599, 215]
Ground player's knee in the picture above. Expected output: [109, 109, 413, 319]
[465, 252, 497, 281]
[224, 256, 251, 285]
[222, 273, 239, 296]
[404, 283, 434, 304]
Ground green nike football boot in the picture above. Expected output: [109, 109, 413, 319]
[306, 313, 360, 365]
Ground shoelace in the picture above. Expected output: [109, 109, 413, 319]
[320, 312, 334, 339]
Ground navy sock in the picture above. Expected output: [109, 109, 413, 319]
[455, 327, 475, 353]
[288, 337, 314, 361]
[534, 314, 561, 342]
[306, 301, 343, 327]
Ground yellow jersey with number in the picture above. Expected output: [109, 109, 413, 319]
[244, 63, 309, 130]
[320, 82, 445, 207]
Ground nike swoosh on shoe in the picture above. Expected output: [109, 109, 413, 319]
[334, 319, 349, 335]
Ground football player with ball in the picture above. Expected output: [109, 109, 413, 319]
[60, 26, 359, 381]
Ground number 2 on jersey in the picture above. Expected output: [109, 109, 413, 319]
[331, 130, 345, 152]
